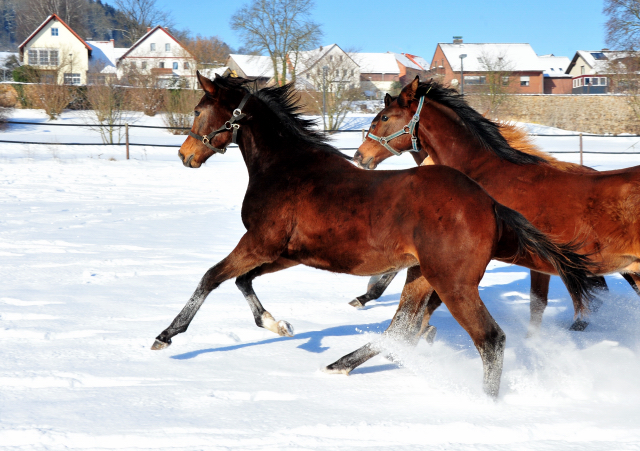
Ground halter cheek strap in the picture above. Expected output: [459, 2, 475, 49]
[367, 95, 426, 156]
[188, 93, 251, 154]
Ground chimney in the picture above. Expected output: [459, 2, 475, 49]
[453, 36, 463, 44]
[147, 27, 151, 32]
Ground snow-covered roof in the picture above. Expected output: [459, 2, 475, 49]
[391, 52, 428, 71]
[538, 54, 571, 76]
[355, 53, 400, 74]
[199, 66, 232, 79]
[439, 43, 545, 72]
[87, 40, 128, 73]
[228, 54, 274, 78]
[569, 50, 636, 74]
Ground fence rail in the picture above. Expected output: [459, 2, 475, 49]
[2, 120, 640, 158]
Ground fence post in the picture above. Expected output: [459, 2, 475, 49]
[125, 123, 130, 160]
[579, 133, 583, 165]
[362, 128, 365, 142]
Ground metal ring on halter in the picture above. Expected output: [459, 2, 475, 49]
[233, 109, 242, 117]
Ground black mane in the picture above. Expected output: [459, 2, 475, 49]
[417, 81, 544, 165]
[212, 75, 352, 161]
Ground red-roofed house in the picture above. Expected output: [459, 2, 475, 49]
[117, 26, 197, 88]
[18, 14, 92, 85]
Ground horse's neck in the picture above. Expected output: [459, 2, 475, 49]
[419, 103, 506, 178]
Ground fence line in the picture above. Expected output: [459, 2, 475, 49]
[2, 120, 640, 157]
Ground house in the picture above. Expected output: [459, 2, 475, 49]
[356, 52, 400, 98]
[86, 39, 128, 84]
[116, 26, 197, 88]
[564, 50, 640, 94]
[429, 38, 546, 94]
[18, 13, 92, 85]
[391, 52, 430, 85]
[295, 44, 360, 93]
[538, 54, 572, 94]
[226, 54, 274, 83]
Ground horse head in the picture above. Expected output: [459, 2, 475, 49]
[354, 76, 422, 169]
[178, 72, 248, 168]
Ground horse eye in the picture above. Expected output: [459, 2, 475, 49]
[381, 115, 389, 122]
[194, 110, 200, 117]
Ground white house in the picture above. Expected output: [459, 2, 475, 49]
[356, 53, 400, 97]
[116, 26, 196, 87]
[18, 13, 92, 85]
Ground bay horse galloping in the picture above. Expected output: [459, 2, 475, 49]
[152, 73, 595, 397]
[355, 77, 640, 332]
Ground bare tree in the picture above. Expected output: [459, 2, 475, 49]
[605, 0, 640, 50]
[476, 52, 514, 119]
[230, 0, 322, 86]
[112, 0, 173, 45]
[183, 35, 232, 67]
[297, 50, 363, 130]
[16, 0, 89, 42]
[163, 88, 200, 135]
[85, 78, 132, 144]
[122, 64, 165, 116]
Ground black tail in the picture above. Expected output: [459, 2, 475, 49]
[494, 203, 598, 316]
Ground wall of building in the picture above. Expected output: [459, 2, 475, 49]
[466, 93, 639, 134]
[544, 77, 573, 94]
[24, 19, 89, 84]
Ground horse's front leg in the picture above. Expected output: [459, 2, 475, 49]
[349, 272, 398, 308]
[151, 234, 282, 350]
[235, 257, 299, 337]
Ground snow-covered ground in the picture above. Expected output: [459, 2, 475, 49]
[2, 109, 640, 450]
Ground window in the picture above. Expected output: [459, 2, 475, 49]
[130, 61, 137, 69]
[520, 76, 530, 87]
[63, 73, 81, 85]
[343, 69, 347, 77]
[184, 62, 189, 70]
[351, 69, 354, 76]
[502, 76, 509, 86]
[49, 50, 59, 66]
[150, 43, 156, 51]
[464, 75, 486, 85]
[51, 28, 58, 36]
[581, 65, 585, 75]
[159, 62, 165, 68]
[600, 77, 608, 86]
[39, 50, 49, 66]
[141, 61, 147, 69]
[329, 55, 333, 62]
[28, 49, 37, 64]
[165, 43, 170, 52]
[172, 62, 178, 70]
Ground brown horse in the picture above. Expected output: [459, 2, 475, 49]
[356, 114, 637, 330]
[355, 77, 640, 332]
[152, 73, 596, 397]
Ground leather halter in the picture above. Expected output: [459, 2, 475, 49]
[367, 96, 425, 156]
[188, 93, 251, 154]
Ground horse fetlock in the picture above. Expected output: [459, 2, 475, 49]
[151, 337, 171, 350]
[322, 364, 351, 375]
[261, 312, 294, 337]
[348, 298, 366, 309]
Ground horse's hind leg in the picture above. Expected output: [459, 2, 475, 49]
[569, 276, 607, 331]
[349, 272, 398, 308]
[235, 257, 298, 337]
[420, 291, 442, 344]
[325, 266, 434, 374]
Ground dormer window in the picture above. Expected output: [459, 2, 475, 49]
[51, 28, 58, 36]
[165, 43, 170, 52]
[150, 43, 156, 51]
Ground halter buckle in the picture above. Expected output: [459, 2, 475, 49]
[233, 108, 242, 117]
[202, 136, 210, 145]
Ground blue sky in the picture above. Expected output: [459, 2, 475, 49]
[144, 0, 607, 60]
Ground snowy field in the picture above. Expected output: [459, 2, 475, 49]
[2, 110, 640, 450]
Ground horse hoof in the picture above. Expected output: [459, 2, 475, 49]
[151, 339, 171, 350]
[349, 298, 365, 309]
[278, 320, 294, 337]
[322, 364, 350, 375]
[423, 325, 437, 344]
[569, 319, 589, 331]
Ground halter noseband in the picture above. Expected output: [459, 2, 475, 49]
[367, 95, 426, 156]
[188, 93, 251, 154]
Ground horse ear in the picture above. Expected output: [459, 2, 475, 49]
[398, 75, 420, 107]
[384, 93, 393, 107]
[197, 70, 216, 95]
